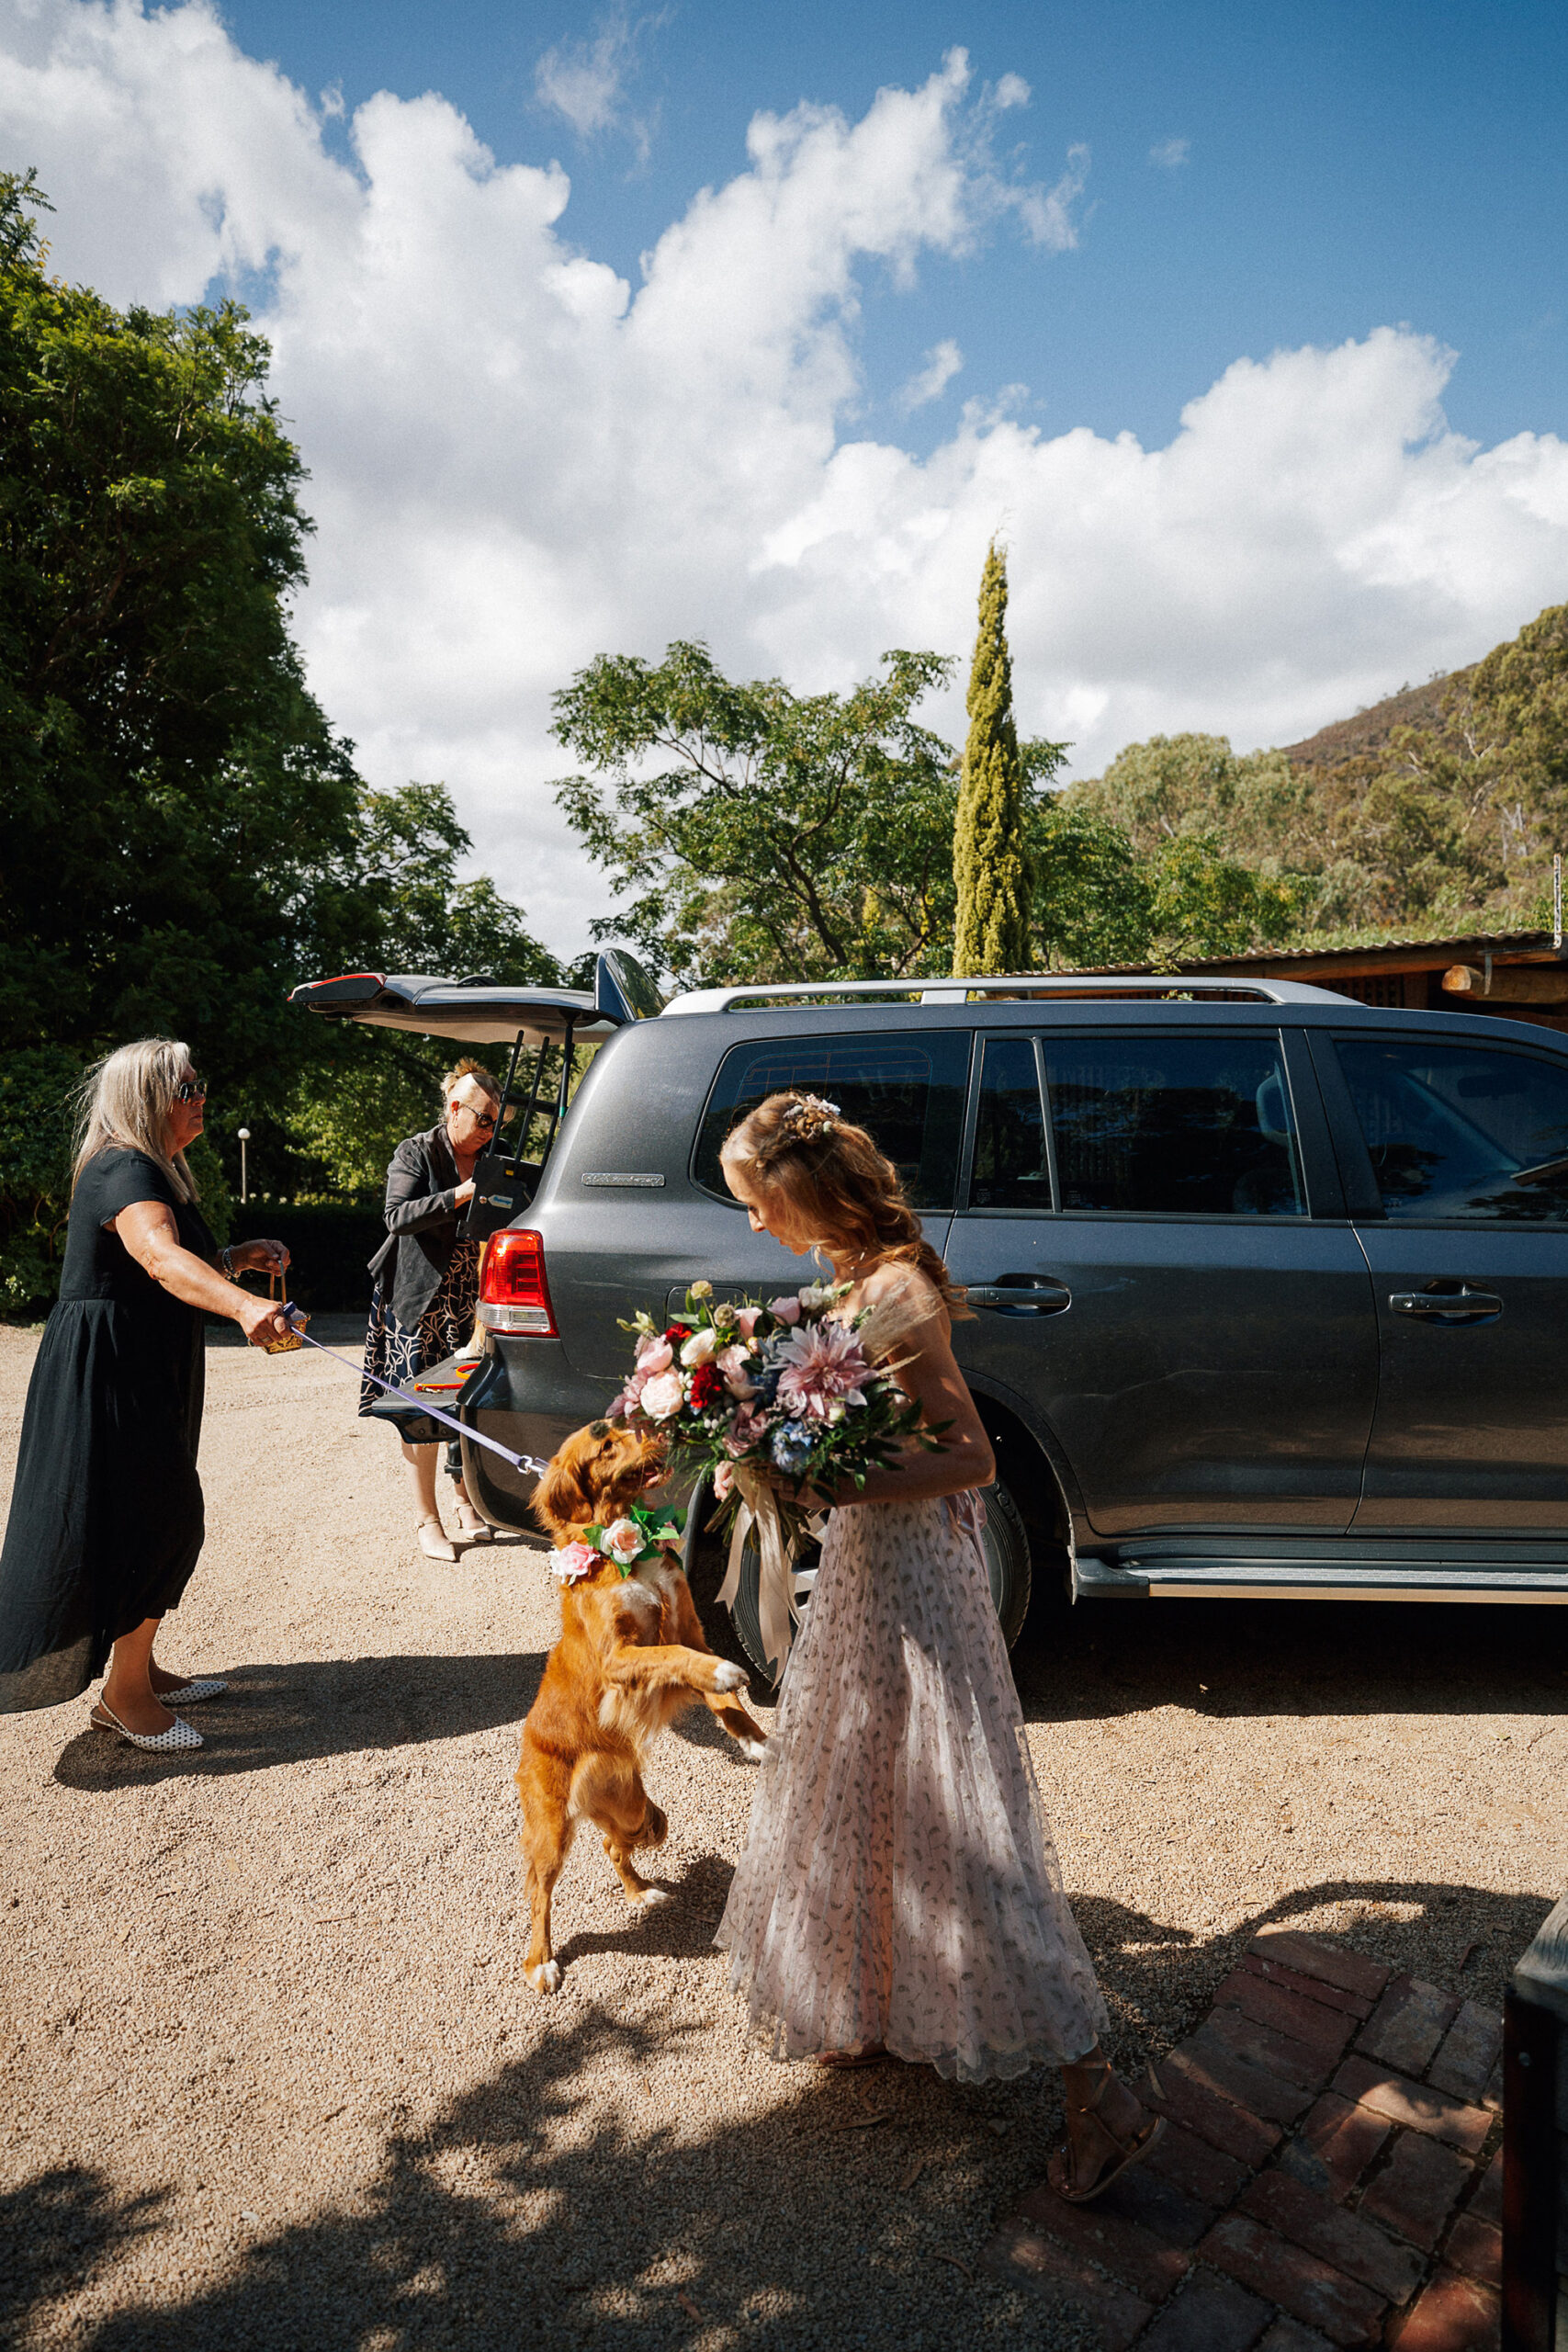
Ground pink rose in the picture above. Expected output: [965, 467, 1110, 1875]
[636, 1335, 673, 1374]
[716, 1343, 756, 1397]
[735, 1306, 761, 1338]
[769, 1295, 801, 1325]
[639, 1369, 686, 1421]
[713, 1462, 735, 1502]
[602, 1517, 645, 1566]
[550, 1541, 599, 1585]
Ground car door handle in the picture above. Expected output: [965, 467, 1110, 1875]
[1389, 1287, 1503, 1324]
[966, 1280, 1071, 1316]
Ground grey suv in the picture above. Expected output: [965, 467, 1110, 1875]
[293, 955, 1568, 1669]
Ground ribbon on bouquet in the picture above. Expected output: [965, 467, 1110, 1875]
[716, 1462, 825, 1679]
[275, 1306, 551, 1479]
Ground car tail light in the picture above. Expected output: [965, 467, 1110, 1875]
[479, 1229, 558, 1337]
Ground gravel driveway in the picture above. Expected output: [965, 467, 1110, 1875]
[1, 1321, 1562, 2350]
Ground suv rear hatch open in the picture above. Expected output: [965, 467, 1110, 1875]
[289, 949, 663, 1240]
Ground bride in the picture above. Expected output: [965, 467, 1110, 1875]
[714, 1089, 1162, 2203]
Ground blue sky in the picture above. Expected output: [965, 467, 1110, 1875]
[218, 0, 1568, 456]
[7, 0, 1566, 950]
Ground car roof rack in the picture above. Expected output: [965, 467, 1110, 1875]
[661, 975, 1355, 1014]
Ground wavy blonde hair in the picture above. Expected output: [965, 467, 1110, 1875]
[720, 1091, 970, 1319]
[71, 1038, 200, 1204]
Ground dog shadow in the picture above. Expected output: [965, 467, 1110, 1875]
[667, 1698, 771, 1755]
[551, 1851, 737, 1973]
[51, 1650, 546, 1791]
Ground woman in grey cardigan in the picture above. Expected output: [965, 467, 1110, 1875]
[361, 1057, 501, 1559]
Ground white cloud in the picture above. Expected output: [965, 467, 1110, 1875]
[1010, 140, 1091, 252]
[534, 7, 661, 160]
[1149, 136, 1190, 169]
[5, 2, 1568, 962]
[897, 338, 964, 413]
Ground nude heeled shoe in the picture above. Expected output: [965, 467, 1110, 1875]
[417, 1517, 457, 1562]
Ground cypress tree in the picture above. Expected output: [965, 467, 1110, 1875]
[953, 540, 1032, 975]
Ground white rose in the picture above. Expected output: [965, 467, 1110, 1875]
[639, 1370, 686, 1420]
[680, 1327, 718, 1366]
[603, 1518, 645, 1566]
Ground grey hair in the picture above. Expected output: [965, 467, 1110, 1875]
[71, 1038, 199, 1203]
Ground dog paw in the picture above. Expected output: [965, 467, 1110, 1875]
[712, 1660, 750, 1692]
[525, 1960, 562, 1996]
[631, 1885, 671, 1910]
[735, 1736, 767, 1763]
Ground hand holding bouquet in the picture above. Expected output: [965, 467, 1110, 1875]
[609, 1277, 942, 1671]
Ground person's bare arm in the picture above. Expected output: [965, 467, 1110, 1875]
[815, 1308, 995, 1509]
[112, 1201, 294, 1349]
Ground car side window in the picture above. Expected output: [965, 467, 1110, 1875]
[970, 1037, 1050, 1208]
[1334, 1038, 1568, 1221]
[693, 1031, 972, 1210]
[1043, 1034, 1306, 1216]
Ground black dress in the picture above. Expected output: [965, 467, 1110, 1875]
[0, 1148, 216, 1713]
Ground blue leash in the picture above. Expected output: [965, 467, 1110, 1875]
[278, 1306, 551, 1478]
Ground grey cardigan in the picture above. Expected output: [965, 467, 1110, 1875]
[367, 1124, 468, 1330]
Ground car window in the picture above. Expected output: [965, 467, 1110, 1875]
[1044, 1035, 1305, 1216]
[970, 1037, 1050, 1209]
[693, 1031, 972, 1210]
[1335, 1038, 1568, 1221]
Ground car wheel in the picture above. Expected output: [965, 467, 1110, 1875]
[719, 1473, 1032, 1688]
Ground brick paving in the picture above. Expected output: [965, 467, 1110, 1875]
[980, 1929, 1506, 2349]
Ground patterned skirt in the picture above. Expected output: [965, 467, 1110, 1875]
[359, 1238, 483, 1448]
[715, 1493, 1107, 2082]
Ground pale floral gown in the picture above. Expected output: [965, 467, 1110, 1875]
[715, 1267, 1107, 2083]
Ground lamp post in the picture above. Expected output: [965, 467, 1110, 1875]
[237, 1127, 251, 1204]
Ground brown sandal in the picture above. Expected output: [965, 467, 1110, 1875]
[815, 2044, 888, 2069]
[1047, 2066, 1165, 2204]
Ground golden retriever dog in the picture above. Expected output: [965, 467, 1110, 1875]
[515, 1420, 766, 1995]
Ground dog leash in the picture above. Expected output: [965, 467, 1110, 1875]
[274, 1304, 551, 1478]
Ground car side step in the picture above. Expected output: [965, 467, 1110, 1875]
[1075, 1554, 1568, 1603]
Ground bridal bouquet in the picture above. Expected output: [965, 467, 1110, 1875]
[607, 1278, 940, 1671]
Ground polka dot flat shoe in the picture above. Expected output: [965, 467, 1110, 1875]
[89, 1702, 203, 1753]
[158, 1677, 228, 1704]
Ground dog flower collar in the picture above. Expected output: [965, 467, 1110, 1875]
[550, 1501, 686, 1584]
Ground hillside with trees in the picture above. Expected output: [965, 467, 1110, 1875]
[1064, 601, 1568, 947]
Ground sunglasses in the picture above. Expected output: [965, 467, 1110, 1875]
[174, 1080, 208, 1102]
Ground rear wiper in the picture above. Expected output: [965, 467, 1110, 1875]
[1511, 1154, 1568, 1185]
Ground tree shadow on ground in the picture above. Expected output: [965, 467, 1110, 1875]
[9, 1875, 1549, 2352]
[0, 2167, 166, 2348]
[51, 1651, 547, 1792]
[1013, 1594, 1568, 1724]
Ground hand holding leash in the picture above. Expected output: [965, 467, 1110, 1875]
[272, 1306, 549, 1476]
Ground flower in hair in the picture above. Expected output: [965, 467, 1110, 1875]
[781, 1093, 840, 1142]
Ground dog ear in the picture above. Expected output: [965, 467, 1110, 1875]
[533, 1436, 594, 1537]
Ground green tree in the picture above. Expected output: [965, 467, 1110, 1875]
[285, 786, 562, 1196]
[1026, 800, 1300, 970]
[552, 639, 961, 986]
[953, 542, 1032, 974]
[0, 172, 555, 1295]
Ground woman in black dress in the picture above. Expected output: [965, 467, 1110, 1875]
[0, 1039, 298, 1753]
[361, 1057, 501, 1560]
